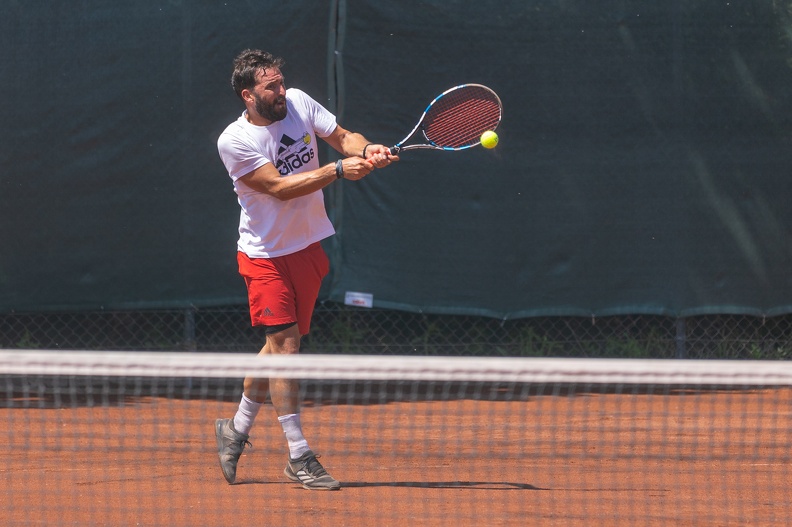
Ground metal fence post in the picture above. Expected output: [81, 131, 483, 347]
[184, 307, 197, 351]
[675, 317, 687, 359]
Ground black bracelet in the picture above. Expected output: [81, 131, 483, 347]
[362, 143, 374, 158]
[335, 159, 344, 179]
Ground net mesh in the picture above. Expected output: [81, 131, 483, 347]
[2, 350, 791, 526]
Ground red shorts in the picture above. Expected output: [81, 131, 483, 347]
[237, 242, 330, 336]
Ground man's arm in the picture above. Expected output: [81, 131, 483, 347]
[238, 161, 343, 201]
[238, 125, 397, 201]
[323, 125, 396, 164]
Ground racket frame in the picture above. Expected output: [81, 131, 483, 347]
[389, 83, 502, 155]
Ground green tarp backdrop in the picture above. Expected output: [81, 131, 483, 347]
[1, 1, 791, 318]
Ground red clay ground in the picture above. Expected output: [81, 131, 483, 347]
[2, 385, 791, 526]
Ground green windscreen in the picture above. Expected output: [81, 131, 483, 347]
[1, 1, 791, 318]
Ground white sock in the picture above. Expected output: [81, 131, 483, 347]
[233, 394, 262, 436]
[277, 413, 310, 459]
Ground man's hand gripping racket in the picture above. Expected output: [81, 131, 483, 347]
[371, 84, 503, 162]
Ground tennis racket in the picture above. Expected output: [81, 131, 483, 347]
[387, 84, 502, 155]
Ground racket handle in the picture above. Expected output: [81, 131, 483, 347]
[365, 145, 400, 165]
[366, 145, 400, 163]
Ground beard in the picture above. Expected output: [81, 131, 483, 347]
[254, 93, 287, 123]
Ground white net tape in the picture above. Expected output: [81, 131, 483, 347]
[2, 349, 792, 384]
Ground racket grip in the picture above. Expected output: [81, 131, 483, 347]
[366, 145, 400, 164]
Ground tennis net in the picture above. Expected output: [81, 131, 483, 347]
[2, 350, 791, 526]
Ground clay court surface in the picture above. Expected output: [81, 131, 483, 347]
[2, 383, 791, 526]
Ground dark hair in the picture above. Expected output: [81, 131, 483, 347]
[231, 49, 285, 100]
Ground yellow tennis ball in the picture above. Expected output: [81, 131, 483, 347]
[480, 130, 499, 149]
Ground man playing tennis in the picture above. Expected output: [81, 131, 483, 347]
[214, 49, 396, 490]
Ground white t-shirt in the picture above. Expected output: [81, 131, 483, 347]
[217, 88, 338, 258]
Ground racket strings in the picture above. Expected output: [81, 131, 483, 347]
[424, 89, 501, 148]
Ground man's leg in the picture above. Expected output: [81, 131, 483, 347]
[233, 340, 269, 435]
[214, 340, 271, 484]
[266, 324, 341, 490]
[262, 324, 301, 416]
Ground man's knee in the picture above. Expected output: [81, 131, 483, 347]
[266, 323, 301, 354]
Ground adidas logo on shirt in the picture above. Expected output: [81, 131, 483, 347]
[275, 132, 315, 175]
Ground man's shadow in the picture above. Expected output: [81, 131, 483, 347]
[236, 479, 543, 490]
[341, 481, 543, 490]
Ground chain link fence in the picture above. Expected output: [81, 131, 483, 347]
[1, 304, 791, 360]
